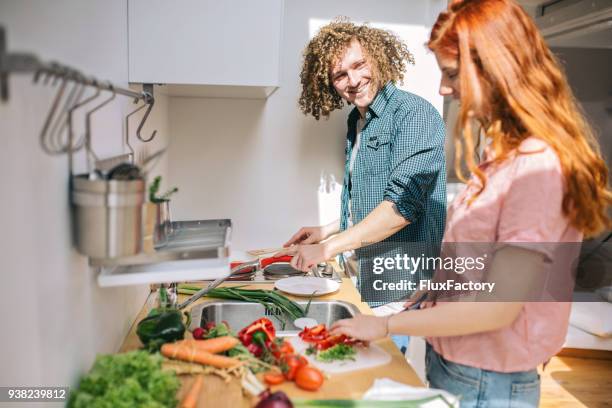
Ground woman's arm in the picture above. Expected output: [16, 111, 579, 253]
[330, 246, 545, 340]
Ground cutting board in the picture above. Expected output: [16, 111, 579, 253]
[288, 337, 392, 374]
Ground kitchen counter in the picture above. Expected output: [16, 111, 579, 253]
[119, 278, 423, 406]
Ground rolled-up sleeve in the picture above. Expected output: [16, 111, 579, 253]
[383, 102, 446, 223]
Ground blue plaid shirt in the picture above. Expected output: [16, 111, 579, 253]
[339, 82, 447, 304]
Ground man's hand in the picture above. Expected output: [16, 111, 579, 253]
[330, 315, 390, 341]
[276, 243, 332, 272]
[283, 221, 339, 247]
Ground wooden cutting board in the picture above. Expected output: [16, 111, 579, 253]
[175, 374, 251, 408]
[288, 337, 392, 374]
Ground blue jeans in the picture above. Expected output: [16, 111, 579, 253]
[426, 344, 540, 408]
[392, 335, 410, 355]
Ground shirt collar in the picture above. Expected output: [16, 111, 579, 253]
[348, 81, 397, 123]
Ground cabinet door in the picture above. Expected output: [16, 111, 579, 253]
[128, 0, 282, 87]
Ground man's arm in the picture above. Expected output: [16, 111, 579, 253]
[325, 201, 409, 255]
[286, 201, 409, 271]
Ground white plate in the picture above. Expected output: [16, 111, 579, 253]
[274, 277, 340, 297]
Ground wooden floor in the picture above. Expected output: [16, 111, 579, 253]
[540, 350, 612, 408]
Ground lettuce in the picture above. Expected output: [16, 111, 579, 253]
[69, 351, 180, 408]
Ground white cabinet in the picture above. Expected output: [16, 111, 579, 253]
[128, 0, 283, 98]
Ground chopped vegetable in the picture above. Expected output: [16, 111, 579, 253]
[180, 375, 203, 408]
[137, 308, 186, 351]
[68, 351, 180, 408]
[294, 365, 324, 391]
[299, 324, 364, 350]
[312, 344, 357, 362]
[160, 342, 242, 368]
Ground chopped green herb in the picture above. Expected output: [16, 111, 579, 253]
[316, 344, 357, 362]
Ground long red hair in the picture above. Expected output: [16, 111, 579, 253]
[428, 0, 612, 237]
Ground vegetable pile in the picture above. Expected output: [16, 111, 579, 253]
[230, 318, 325, 392]
[68, 351, 180, 408]
[299, 324, 365, 363]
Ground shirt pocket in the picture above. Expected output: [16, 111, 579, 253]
[363, 132, 392, 175]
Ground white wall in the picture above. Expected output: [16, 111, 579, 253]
[168, 0, 447, 252]
[0, 0, 169, 393]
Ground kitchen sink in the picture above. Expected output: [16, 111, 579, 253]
[189, 300, 360, 336]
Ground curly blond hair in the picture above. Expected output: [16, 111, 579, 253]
[299, 18, 415, 120]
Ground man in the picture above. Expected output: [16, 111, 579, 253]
[281, 19, 446, 307]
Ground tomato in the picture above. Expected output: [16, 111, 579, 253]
[282, 354, 307, 381]
[280, 340, 294, 356]
[263, 371, 286, 386]
[271, 339, 295, 360]
[295, 365, 324, 391]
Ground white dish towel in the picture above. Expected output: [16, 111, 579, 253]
[363, 378, 459, 407]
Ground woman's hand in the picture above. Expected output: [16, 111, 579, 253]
[329, 315, 390, 342]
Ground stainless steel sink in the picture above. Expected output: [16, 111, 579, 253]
[189, 300, 360, 336]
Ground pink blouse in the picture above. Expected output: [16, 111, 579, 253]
[426, 137, 582, 372]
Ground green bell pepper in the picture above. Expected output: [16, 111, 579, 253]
[136, 308, 185, 351]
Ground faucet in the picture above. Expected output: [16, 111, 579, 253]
[176, 258, 260, 310]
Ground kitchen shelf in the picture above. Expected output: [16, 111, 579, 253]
[95, 219, 232, 287]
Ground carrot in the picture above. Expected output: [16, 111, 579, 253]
[177, 336, 239, 354]
[161, 343, 241, 368]
[180, 375, 203, 408]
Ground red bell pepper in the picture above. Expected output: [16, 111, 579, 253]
[238, 318, 276, 357]
[299, 324, 362, 350]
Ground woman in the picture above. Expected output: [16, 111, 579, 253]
[330, 0, 612, 406]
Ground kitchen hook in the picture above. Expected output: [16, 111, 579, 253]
[136, 95, 156, 142]
[39, 73, 68, 155]
[84, 83, 116, 164]
[125, 100, 146, 162]
[53, 71, 87, 153]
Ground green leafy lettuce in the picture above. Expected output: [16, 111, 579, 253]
[69, 351, 180, 408]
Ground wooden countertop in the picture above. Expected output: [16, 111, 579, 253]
[119, 279, 422, 407]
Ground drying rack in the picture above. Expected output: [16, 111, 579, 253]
[0, 25, 232, 287]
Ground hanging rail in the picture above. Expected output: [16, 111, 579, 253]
[0, 25, 152, 104]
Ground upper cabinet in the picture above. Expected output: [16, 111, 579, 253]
[128, 0, 283, 98]
[535, 0, 612, 49]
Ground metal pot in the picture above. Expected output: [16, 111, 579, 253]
[153, 199, 172, 248]
[71, 174, 145, 259]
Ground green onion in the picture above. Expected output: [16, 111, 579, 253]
[177, 285, 307, 321]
